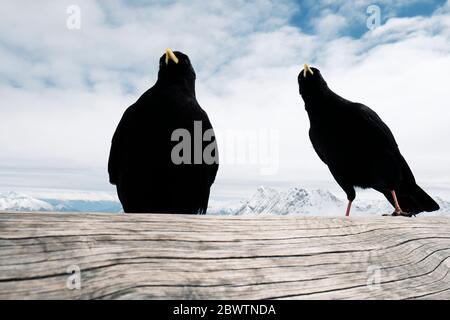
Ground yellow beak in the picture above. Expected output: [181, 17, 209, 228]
[165, 48, 179, 65]
[304, 64, 314, 77]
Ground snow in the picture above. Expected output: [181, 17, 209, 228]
[0, 191, 54, 212]
[0, 191, 122, 213]
[1, 187, 449, 216]
[208, 186, 450, 217]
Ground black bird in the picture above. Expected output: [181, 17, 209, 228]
[108, 49, 219, 214]
[298, 64, 439, 217]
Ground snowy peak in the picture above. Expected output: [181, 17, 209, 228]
[210, 186, 450, 216]
[0, 191, 123, 213]
[235, 186, 344, 216]
[1, 188, 449, 216]
[0, 191, 53, 212]
[436, 197, 450, 213]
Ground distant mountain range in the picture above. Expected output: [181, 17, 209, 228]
[1, 188, 449, 216]
[0, 191, 123, 213]
[208, 186, 450, 216]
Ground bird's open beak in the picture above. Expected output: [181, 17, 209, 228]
[165, 48, 179, 65]
[303, 64, 314, 77]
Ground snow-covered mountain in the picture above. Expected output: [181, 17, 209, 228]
[436, 197, 450, 214]
[236, 186, 344, 216]
[1, 188, 449, 216]
[0, 191, 54, 212]
[208, 186, 450, 216]
[0, 191, 123, 213]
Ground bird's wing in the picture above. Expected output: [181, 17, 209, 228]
[172, 101, 218, 213]
[309, 129, 329, 164]
[198, 108, 219, 186]
[108, 106, 136, 185]
[199, 111, 219, 214]
[353, 103, 399, 149]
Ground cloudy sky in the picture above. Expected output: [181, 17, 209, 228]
[0, 0, 449, 200]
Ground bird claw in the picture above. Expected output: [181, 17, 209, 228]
[382, 211, 416, 218]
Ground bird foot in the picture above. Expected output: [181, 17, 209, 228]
[382, 211, 416, 218]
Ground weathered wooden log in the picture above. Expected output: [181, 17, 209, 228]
[0, 212, 449, 300]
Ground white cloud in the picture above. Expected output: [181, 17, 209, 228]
[313, 13, 347, 37]
[0, 0, 449, 197]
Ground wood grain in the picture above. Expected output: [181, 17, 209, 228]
[0, 212, 449, 300]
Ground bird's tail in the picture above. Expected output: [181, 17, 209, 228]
[384, 183, 440, 214]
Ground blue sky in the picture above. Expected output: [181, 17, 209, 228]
[291, 0, 448, 38]
[0, 0, 450, 200]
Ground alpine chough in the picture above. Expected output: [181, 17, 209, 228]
[108, 49, 219, 214]
[298, 64, 439, 217]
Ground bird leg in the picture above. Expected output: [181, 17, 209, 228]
[391, 190, 403, 213]
[382, 190, 413, 217]
[345, 201, 352, 217]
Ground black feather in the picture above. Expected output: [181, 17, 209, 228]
[108, 51, 219, 214]
[298, 67, 439, 214]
